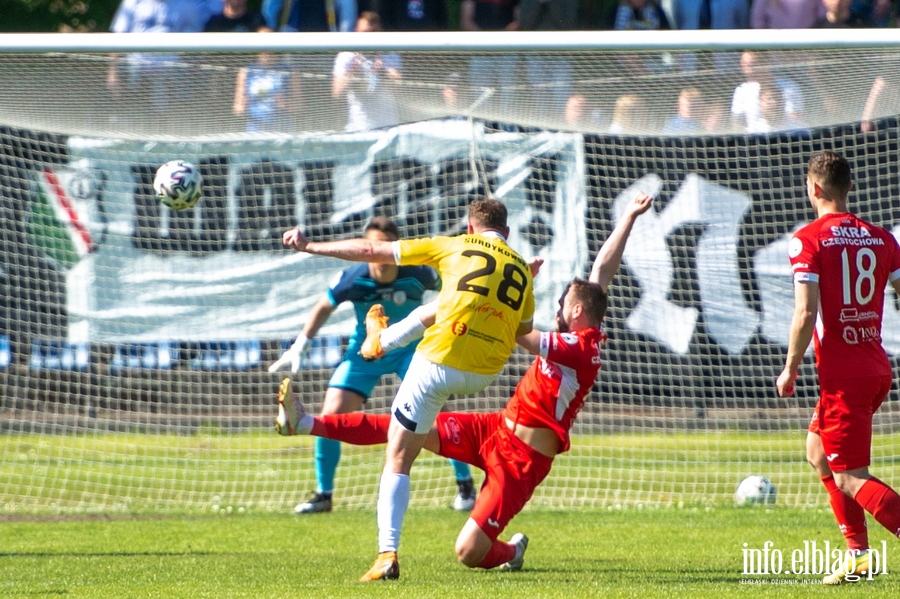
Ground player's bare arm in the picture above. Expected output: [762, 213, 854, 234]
[776, 280, 818, 398]
[513, 258, 544, 354]
[515, 320, 533, 337]
[590, 191, 653, 291]
[516, 195, 650, 357]
[516, 330, 541, 355]
[283, 228, 396, 264]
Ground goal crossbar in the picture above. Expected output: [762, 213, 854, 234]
[3, 29, 900, 54]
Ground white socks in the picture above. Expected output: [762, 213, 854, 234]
[377, 472, 411, 553]
[380, 308, 428, 353]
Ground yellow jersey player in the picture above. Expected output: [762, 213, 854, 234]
[395, 229, 533, 377]
[282, 198, 534, 581]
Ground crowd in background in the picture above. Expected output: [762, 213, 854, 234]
[106, 0, 900, 36]
[99, 0, 899, 135]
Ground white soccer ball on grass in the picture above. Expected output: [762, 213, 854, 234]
[735, 475, 776, 506]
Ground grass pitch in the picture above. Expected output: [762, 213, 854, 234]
[2, 507, 900, 598]
[3, 429, 900, 597]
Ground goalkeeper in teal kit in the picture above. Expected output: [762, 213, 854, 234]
[271, 216, 476, 513]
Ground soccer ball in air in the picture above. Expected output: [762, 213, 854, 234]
[154, 160, 202, 211]
[735, 475, 777, 506]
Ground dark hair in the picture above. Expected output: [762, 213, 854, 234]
[365, 216, 399, 240]
[358, 10, 382, 30]
[808, 151, 851, 198]
[468, 198, 508, 232]
[568, 278, 608, 324]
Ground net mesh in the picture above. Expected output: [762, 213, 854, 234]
[2, 39, 900, 514]
[1, 47, 899, 138]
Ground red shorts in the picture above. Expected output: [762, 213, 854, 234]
[808, 375, 892, 472]
[435, 411, 554, 541]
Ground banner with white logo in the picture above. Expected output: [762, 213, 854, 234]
[62, 121, 586, 342]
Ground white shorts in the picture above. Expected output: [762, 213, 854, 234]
[391, 352, 497, 434]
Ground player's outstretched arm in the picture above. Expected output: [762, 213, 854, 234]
[589, 191, 653, 292]
[282, 227, 396, 264]
[513, 257, 545, 354]
[516, 329, 541, 355]
[776, 280, 818, 398]
[269, 296, 336, 373]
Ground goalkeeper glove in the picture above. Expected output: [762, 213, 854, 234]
[268, 333, 310, 373]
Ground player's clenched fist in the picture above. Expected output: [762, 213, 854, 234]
[283, 227, 310, 252]
[775, 368, 796, 398]
[628, 191, 653, 217]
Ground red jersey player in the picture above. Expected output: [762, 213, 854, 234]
[277, 192, 653, 574]
[777, 151, 900, 584]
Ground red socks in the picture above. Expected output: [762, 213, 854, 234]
[854, 477, 900, 539]
[821, 475, 868, 551]
[476, 539, 517, 569]
[311, 413, 390, 446]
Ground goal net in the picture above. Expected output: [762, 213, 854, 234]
[2, 31, 900, 514]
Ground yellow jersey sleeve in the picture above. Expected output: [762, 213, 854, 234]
[397, 235, 534, 375]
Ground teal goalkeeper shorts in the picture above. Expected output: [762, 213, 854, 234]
[327, 343, 416, 400]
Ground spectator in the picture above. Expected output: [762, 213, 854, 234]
[441, 72, 464, 113]
[107, 0, 223, 112]
[564, 93, 587, 128]
[609, 0, 672, 74]
[869, 0, 894, 26]
[730, 50, 804, 134]
[233, 28, 301, 132]
[752, 81, 809, 134]
[519, 0, 578, 28]
[698, 100, 728, 134]
[611, 0, 671, 29]
[673, 0, 747, 71]
[519, 0, 577, 115]
[748, 82, 783, 133]
[563, 93, 603, 130]
[111, 0, 223, 33]
[262, 0, 357, 31]
[750, 0, 825, 28]
[374, 0, 448, 30]
[205, 0, 267, 31]
[662, 87, 703, 134]
[608, 94, 644, 135]
[461, 0, 520, 124]
[332, 12, 403, 132]
[460, 0, 519, 30]
[815, 0, 875, 25]
[674, 0, 749, 29]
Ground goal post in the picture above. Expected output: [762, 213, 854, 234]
[1, 30, 900, 514]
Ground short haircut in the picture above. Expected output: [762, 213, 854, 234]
[808, 151, 851, 198]
[568, 278, 608, 324]
[365, 216, 400, 240]
[358, 10, 382, 30]
[468, 199, 508, 231]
